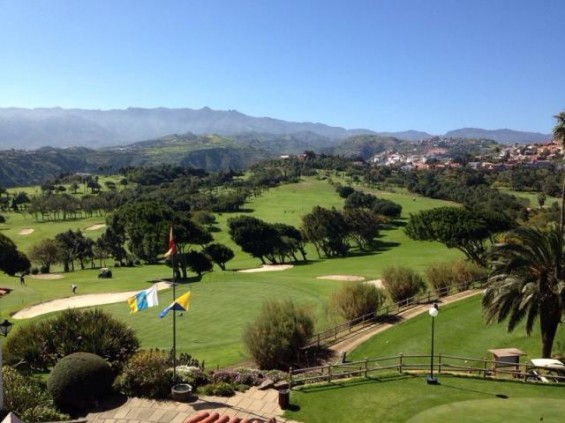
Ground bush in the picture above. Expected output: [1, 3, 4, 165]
[30, 267, 39, 275]
[452, 259, 486, 291]
[114, 350, 172, 399]
[47, 352, 114, 414]
[199, 382, 235, 397]
[330, 281, 384, 322]
[3, 366, 69, 422]
[243, 300, 314, 370]
[166, 365, 209, 387]
[5, 308, 139, 372]
[426, 260, 486, 296]
[382, 266, 426, 304]
[425, 262, 454, 297]
[3, 320, 52, 371]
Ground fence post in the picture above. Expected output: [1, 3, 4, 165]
[364, 358, 368, 378]
[438, 353, 442, 374]
[289, 367, 293, 389]
[327, 365, 332, 383]
[483, 357, 488, 378]
[398, 353, 403, 374]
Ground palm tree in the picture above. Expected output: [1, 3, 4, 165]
[482, 225, 565, 358]
[554, 111, 565, 143]
[553, 111, 565, 232]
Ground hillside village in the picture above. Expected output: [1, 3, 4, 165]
[371, 138, 562, 170]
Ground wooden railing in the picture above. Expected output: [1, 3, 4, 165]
[289, 353, 563, 388]
[304, 279, 485, 350]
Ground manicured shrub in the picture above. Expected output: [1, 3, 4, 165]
[382, 266, 426, 305]
[3, 366, 69, 422]
[47, 352, 114, 414]
[330, 281, 384, 322]
[243, 300, 314, 370]
[114, 350, 172, 399]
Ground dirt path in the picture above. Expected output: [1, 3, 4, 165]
[329, 289, 482, 355]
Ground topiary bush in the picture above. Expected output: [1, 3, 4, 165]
[330, 281, 384, 322]
[47, 352, 114, 414]
[113, 350, 172, 399]
[382, 266, 426, 305]
[243, 300, 314, 370]
[3, 365, 69, 422]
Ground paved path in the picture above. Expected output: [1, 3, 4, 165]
[87, 388, 302, 423]
[329, 289, 482, 355]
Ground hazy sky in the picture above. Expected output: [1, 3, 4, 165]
[1, 0, 563, 134]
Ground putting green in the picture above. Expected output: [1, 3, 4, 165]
[407, 397, 565, 422]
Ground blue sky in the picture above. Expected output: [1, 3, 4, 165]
[0, 0, 563, 134]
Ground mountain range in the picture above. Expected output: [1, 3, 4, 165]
[0, 107, 552, 150]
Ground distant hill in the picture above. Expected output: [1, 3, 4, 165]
[0, 107, 551, 151]
[444, 128, 551, 144]
[0, 107, 374, 150]
[376, 130, 433, 141]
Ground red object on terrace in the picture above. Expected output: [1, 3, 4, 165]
[183, 411, 277, 423]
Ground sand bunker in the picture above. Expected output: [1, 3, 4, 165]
[30, 273, 64, 280]
[316, 275, 366, 281]
[238, 264, 294, 273]
[365, 279, 385, 289]
[86, 224, 106, 231]
[18, 228, 34, 235]
[12, 281, 172, 320]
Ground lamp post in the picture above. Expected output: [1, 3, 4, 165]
[0, 319, 14, 412]
[426, 304, 439, 385]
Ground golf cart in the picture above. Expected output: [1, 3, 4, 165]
[98, 268, 112, 279]
[525, 358, 565, 383]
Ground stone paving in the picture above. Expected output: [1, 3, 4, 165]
[86, 387, 303, 423]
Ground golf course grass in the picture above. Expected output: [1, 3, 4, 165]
[285, 374, 565, 422]
[0, 177, 490, 368]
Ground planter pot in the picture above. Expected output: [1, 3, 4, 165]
[171, 383, 193, 402]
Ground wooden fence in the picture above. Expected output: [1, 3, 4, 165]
[289, 353, 563, 388]
[304, 279, 485, 350]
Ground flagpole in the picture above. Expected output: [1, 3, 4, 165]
[172, 232, 177, 382]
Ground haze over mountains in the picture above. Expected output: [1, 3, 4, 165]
[0, 107, 551, 150]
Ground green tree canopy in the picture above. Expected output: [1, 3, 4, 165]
[405, 206, 514, 265]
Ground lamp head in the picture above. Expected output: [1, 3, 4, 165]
[428, 304, 439, 317]
[0, 319, 13, 336]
